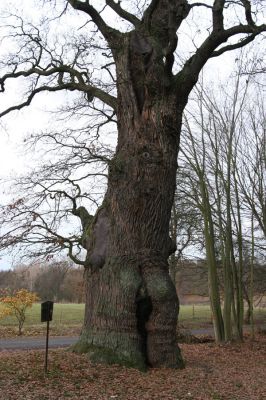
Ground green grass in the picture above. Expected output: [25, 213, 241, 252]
[180, 304, 266, 326]
[0, 303, 85, 327]
[0, 303, 214, 328]
[0, 303, 265, 335]
[179, 304, 213, 327]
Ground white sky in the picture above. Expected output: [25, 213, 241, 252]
[0, 0, 264, 270]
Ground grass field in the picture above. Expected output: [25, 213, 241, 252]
[0, 303, 265, 336]
[1, 303, 85, 327]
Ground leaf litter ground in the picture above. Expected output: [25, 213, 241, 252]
[0, 335, 265, 400]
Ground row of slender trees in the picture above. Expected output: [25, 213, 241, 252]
[171, 63, 265, 342]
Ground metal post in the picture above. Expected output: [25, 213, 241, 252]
[45, 320, 50, 373]
[41, 301, 53, 373]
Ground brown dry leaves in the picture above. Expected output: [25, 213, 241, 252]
[0, 336, 265, 400]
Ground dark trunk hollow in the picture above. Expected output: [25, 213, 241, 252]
[136, 289, 153, 366]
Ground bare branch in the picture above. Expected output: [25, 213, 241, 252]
[211, 33, 257, 57]
[212, 0, 225, 31]
[67, 0, 119, 41]
[176, 16, 266, 96]
[0, 64, 117, 117]
[241, 0, 255, 26]
[106, 0, 140, 27]
[211, 22, 266, 57]
[190, 2, 213, 10]
[0, 82, 116, 118]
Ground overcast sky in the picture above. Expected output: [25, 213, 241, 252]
[0, 0, 263, 270]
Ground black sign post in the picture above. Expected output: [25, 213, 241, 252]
[41, 301, 54, 373]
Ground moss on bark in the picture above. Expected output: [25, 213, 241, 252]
[71, 341, 147, 371]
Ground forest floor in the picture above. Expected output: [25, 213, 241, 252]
[0, 334, 265, 400]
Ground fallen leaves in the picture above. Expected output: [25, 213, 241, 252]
[0, 336, 265, 400]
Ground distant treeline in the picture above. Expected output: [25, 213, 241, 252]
[0, 261, 85, 303]
[1, 258, 265, 306]
[175, 259, 266, 307]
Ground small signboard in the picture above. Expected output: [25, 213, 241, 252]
[41, 301, 54, 373]
[41, 301, 54, 322]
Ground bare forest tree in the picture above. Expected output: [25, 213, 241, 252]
[0, 1, 265, 368]
[169, 183, 203, 284]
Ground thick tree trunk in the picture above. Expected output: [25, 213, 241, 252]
[73, 32, 186, 369]
[74, 109, 183, 368]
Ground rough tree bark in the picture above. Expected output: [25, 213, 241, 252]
[67, 0, 197, 368]
[75, 21, 188, 368]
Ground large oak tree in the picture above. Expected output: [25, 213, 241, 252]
[0, 1, 265, 369]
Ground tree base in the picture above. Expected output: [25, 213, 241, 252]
[71, 335, 185, 371]
[77, 258, 185, 370]
[71, 339, 147, 371]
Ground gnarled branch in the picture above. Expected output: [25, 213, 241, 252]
[0, 64, 117, 117]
